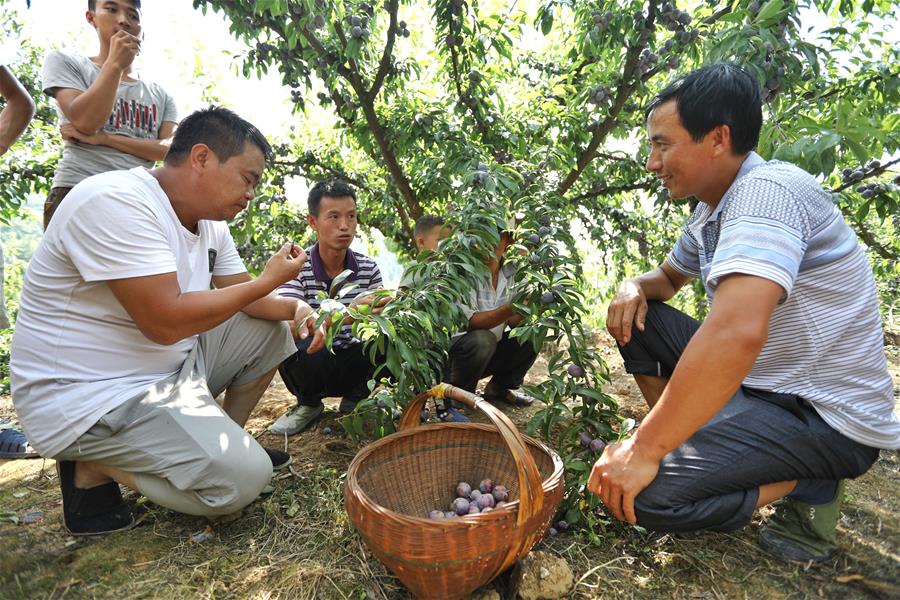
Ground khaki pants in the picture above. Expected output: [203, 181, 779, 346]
[56, 312, 296, 517]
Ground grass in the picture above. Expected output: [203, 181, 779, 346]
[1, 343, 898, 599]
[1, 449, 898, 599]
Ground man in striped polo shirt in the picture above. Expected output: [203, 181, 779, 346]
[271, 180, 386, 435]
[588, 64, 899, 562]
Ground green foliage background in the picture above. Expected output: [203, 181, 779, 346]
[187, 0, 898, 528]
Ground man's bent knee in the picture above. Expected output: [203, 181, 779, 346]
[453, 330, 497, 361]
[633, 484, 755, 533]
[188, 444, 272, 516]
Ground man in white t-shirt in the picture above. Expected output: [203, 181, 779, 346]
[41, 0, 178, 228]
[11, 106, 324, 535]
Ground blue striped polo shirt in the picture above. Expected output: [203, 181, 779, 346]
[277, 243, 383, 349]
[668, 152, 899, 449]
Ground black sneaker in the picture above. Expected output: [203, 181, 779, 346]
[57, 461, 135, 536]
[263, 447, 292, 470]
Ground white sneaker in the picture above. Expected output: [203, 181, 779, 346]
[268, 404, 324, 435]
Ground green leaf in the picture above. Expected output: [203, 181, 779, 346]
[755, 0, 786, 26]
[336, 282, 360, 299]
[565, 459, 589, 472]
[329, 269, 354, 296]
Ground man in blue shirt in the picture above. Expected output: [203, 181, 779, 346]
[588, 64, 897, 562]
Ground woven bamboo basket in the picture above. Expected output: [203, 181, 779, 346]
[344, 383, 565, 600]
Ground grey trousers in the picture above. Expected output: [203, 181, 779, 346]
[447, 329, 538, 393]
[56, 313, 296, 517]
[620, 301, 880, 532]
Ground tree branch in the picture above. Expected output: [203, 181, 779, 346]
[330, 22, 370, 94]
[449, 37, 490, 140]
[356, 100, 423, 221]
[557, 0, 739, 195]
[828, 157, 900, 194]
[827, 156, 900, 262]
[272, 156, 376, 196]
[596, 151, 633, 162]
[226, 0, 423, 224]
[390, 193, 415, 245]
[839, 205, 899, 261]
[557, 0, 660, 195]
[369, 0, 399, 100]
[567, 180, 656, 203]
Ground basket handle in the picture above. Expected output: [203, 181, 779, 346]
[398, 383, 545, 532]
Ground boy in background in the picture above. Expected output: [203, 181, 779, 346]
[41, 0, 177, 227]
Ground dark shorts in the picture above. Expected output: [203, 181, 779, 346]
[279, 338, 379, 407]
[619, 301, 880, 532]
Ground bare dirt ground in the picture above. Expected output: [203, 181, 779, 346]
[1, 336, 897, 599]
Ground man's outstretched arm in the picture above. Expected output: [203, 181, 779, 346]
[0, 66, 35, 155]
[107, 244, 303, 346]
[214, 271, 325, 353]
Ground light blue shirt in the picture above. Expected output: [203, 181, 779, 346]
[666, 152, 898, 449]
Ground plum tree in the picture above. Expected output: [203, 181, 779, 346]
[188, 0, 899, 535]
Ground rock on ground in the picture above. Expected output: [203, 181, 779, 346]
[468, 589, 501, 600]
[513, 550, 574, 600]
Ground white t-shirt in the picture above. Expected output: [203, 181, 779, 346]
[42, 50, 178, 188]
[459, 262, 517, 341]
[11, 168, 246, 456]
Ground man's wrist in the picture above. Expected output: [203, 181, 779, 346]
[294, 300, 314, 321]
[255, 272, 282, 296]
[629, 426, 669, 462]
[100, 59, 127, 79]
[625, 277, 644, 294]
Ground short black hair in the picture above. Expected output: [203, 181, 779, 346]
[89, 1, 141, 10]
[414, 215, 445, 238]
[308, 179, 357, 215]
[164, 106, 271, 167]
[646, 63, 762, 155]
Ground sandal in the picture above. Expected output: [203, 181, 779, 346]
[436, 406, 470, 423]
[482, 389, 535, 407]
[0, 428, 40, 459]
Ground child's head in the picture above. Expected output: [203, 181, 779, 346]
[414, 215, 449, 252]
